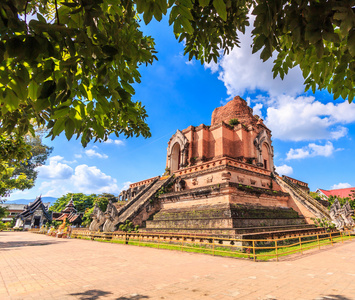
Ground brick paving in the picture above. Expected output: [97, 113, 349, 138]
[0, 232, 354, 300]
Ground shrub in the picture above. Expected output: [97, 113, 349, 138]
[229, 118, 239, 126]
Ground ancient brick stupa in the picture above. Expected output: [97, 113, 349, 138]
[95, 96, 330, 236]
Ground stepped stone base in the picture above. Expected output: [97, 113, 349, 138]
[145, 182, 308, 237]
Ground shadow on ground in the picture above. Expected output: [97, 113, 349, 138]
[117, 295, 149, 300]
[0, 240, 63, 249]
[69, 290, 149, 300]
[316, 296, 353, 300]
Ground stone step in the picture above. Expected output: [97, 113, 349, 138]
[142, 224, 315, 236]
[146, 217, 307, 230]
[240, 226, 335, 241]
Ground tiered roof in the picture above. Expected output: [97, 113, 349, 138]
[17, 196, 52, 221]
[53, 197, 82, 224]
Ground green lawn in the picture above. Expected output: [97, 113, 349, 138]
[71, 232, 354, 261]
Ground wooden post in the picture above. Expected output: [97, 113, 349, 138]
[213, 238, 215, 256]
[330, 232, 333, 246]
[275, 240, 278, 262]
[253, 240, 256, 262]
[299, 237, 303, 254]
[181, 237, 184, 252]
[158, 234, 160, 249]
[340, 231, 344, 243]
[317, 234, 320, 250]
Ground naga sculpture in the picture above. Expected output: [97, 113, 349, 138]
[89, 203, 106, 231]
[340, 201, 355, 227]
[329, 199, 354, 230]
[102, 200, 120, 232]
[175, 177, 186, 192]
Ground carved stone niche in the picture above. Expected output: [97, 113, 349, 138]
[192, 178, 198, 186]
[222, 172, 231, 181]
[261, 181, 267, 187]
[250, 179, 256, 185]
[237, 176, 244, 183]
[206, 175, 213, 183]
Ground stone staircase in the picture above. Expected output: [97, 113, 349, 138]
[276, 175, 331, 220]
[116, 175, 174, 225]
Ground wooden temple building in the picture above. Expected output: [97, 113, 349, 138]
[52, 198, 84, 227]
[13, 196, 52, 229]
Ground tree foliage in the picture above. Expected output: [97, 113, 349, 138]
[13, 130, 53, 181]
[0, 128, 51, 199]
[0, 134, 34, 198]
[51, 192, 117, 227]
[50, 192, 116, 212]
[0, 1, 354, 149]
[0, 205, 9, 219]
[328, 193, 355, 210]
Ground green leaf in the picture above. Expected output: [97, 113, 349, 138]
[28, 81, 38, 100]
[179, 16, 193, 35]
[213, 0, 227, 21]
[199, 0, 210, 7]
[347, 30, 355, 57]
[4, 89, 20, 112]
[65, 118, 75, 140]
[38, 80, 57, 99]
[9, 76, 27, 101]
[52, 118, 66, 136]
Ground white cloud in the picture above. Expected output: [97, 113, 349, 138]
[72, 164, 119, 194]
[104, 139, 125, 146]
[38, 164, 120, 197]
[275, 164, 293, 176]
[37, 156, 73, 179]
[204, 22, 305, 98]
[121, 181, 132, 192]
[74, 154, 82, 159]
[252, 103, 264, 119]
[286, 141, 339, 160]
[331, 183, 352, 190]
[85, 149, 108, 159]
[264, 95, 355, 141]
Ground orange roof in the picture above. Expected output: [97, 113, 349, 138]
[318, 188, 355, 199]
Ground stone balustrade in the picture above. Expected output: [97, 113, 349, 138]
[129, 176, 160, 189]
[174, 157, 271, 177]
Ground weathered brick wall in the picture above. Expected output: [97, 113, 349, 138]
[211, 96, 256, 126]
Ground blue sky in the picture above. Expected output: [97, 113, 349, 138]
[7, 15, 355, 201]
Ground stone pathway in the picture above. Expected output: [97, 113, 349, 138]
[0, 231, 354, 300]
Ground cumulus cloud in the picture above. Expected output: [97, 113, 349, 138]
[74, 154, 82, 159]
[85, 149, 108, 159]
[104, 138, 125, 146]
[264, 95, 355, 141]
[37, 156, 73, 179]
[38, 164, 120, 197]
[252, 103, 264, 119]
[72, 164, 120, 194]
[286, 141, 340, 160]
[121, 181, 132, 192]
[331, 183, 352, 190]
[275, 164, 293, 176]
[204, 22, 305, 98]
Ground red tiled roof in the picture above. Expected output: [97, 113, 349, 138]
[318, 188, 355, 199]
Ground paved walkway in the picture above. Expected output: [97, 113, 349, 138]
[0, 232, 354, 300]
